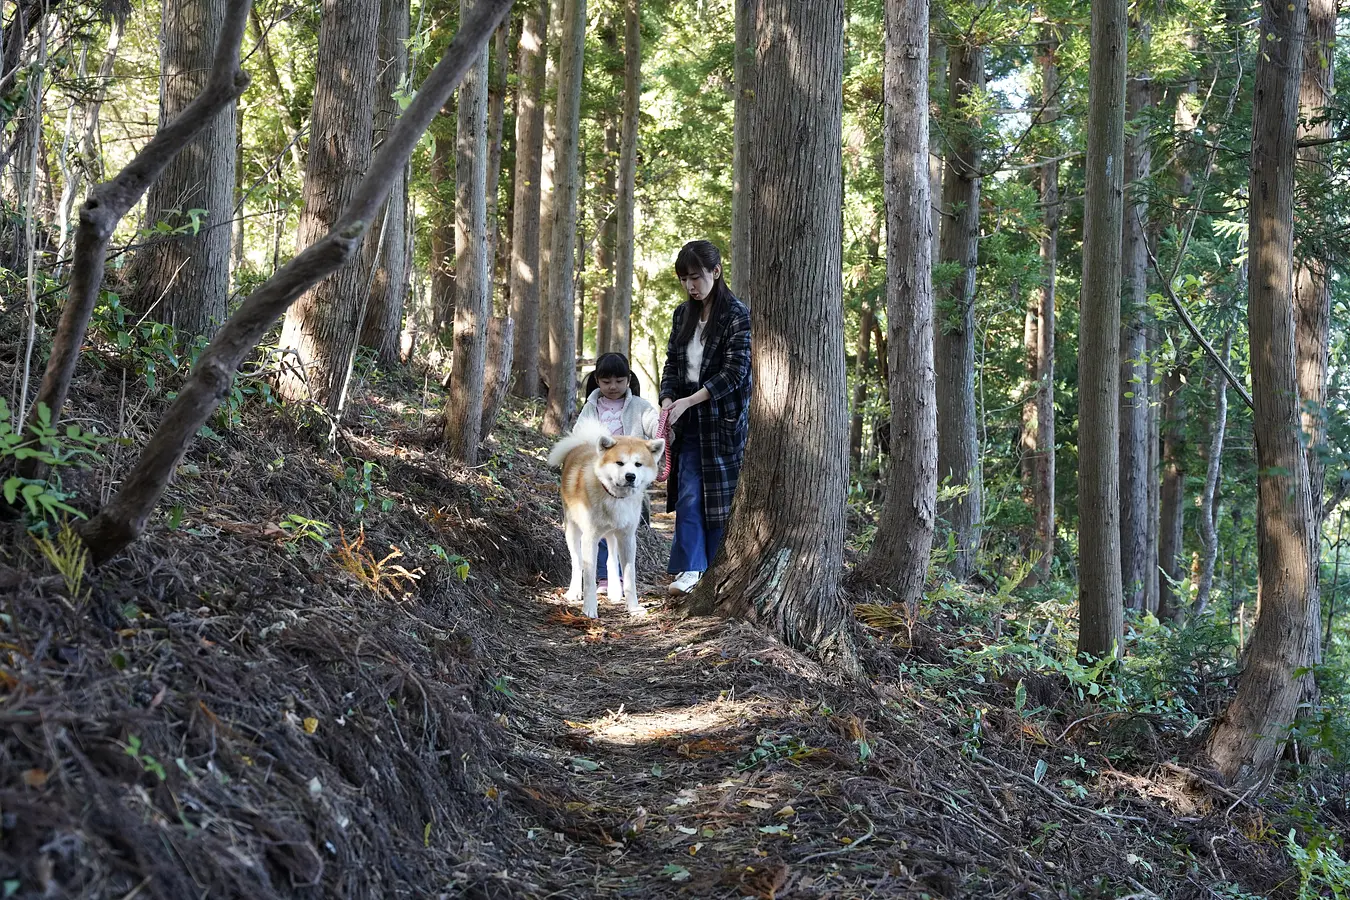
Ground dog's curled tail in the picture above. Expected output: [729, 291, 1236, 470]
[546, 419, 610, 468]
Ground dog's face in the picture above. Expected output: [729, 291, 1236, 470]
[595, 434, 665, 497]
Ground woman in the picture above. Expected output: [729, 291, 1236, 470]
[659, 240, 752, 595]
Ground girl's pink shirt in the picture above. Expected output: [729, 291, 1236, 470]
[597, 395, 625, 435]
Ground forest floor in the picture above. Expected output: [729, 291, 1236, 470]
[0, 348, 1343, 899]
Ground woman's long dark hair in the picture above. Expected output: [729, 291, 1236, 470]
[674, 240, 734, 346]
[583, 352, 641, 397]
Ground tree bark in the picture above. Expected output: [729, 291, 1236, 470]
[1029, 28, 1058, 585]
[594, 115, 618, 352]
[857, 0, 936, 610]
[1145, 326, 1161, 614]
[575, 192, 587, 359]
[80, 0, 513, 563]
[849, 299, 873, 472]
[537, 0, 562, 391]
[1119, 24, 1152, 611]
[1204, 0, 1320, 789]
[1077, 0, 1127, 658]
[1157, 365, 1187, 621]
[690, 0, 858, 674]
[485, 20, 510, 306]
[276, 0, 380, 411]
[1296, 0, 1334, 529]
[124, 0, 237, 340]
[612, 0, 640, 357]
[934, 38, 983, 581]
[360, 0, 411, 367]
[444, 0, 492, 462]
[542, 0, 585, 435]
[509, 0, 549, 397]
[430, 134, 457, 340]
[480, 315, 514, 440]
[928, 31, 945, 267]
[1195, 335, 1231, 616]
[729, 0, 757, 293]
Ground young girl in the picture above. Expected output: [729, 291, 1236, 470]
[659, 240, 752, 595]
[576, 352, 662, 590]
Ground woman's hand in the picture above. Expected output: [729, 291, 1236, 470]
[667, 397, 690, 426]
[661, 397, 673, 411]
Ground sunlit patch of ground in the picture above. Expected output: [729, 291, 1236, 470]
[575, 698, 755, 745]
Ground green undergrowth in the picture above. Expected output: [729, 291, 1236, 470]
[854, 540, 1350, 895]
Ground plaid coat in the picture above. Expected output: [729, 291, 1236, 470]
[659, 296, 753, 529]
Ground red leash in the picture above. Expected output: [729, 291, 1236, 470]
[656, 408, 674, 482]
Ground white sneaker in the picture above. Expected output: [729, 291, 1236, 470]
[668, 570, 702, 596]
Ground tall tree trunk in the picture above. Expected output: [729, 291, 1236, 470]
[1029, 27, 1058, 584]
[537, 0, 562, 392]
[612, 0, 640, 357]
[444, 0, 491, 462]
[692, 0, 858, 674]
[1145, 327, 1161, 613]
[430, 134, 457, 342]
[1021, 285, 1037, 491]
[542, 0, 585, 435]
[360, 0, 410, 367]
[485, 20, 509, 307]
[1195, 334, 1231, 616]
[729, 0, 757, 292]
[1119, 23, 1152, 610]
[934, 38, 983, 581]
[594, 116, 618, 352]
[509, 0, 549, 397]
[1077, 0, 1127, 658]
[126, 0, 236, 340]
[928, 31, 945, 267]
[1204, 0, 1319, 789]
[1157, 365, 1187, 621]
[480, 314, 514, 439]
[1296, 0, 1335, 529]
[850, 299, 874, 472]
[858, 0, 936, 610]
[1293, 0, 1336, 735]
[277, 0, 379, 410]
[574, 178, 587, 359]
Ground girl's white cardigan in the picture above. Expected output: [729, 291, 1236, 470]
[576, 388, 661, 445]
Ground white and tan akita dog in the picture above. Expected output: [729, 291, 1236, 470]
[548, 420, 665, 618]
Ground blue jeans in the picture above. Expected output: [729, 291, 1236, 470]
[596, 539, 610, 580]
[668, 438, 725, 573]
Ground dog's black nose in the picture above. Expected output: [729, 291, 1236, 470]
[625, 472, 637, 484]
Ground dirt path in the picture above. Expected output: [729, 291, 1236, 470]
[500, 588, 851, 899]
[487, 505, 934, 899]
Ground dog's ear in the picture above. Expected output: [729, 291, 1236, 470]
[648, 438, 666, 458]
[598, 434, 617, 449]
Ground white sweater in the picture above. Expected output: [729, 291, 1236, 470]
[576, 389, 662, 445]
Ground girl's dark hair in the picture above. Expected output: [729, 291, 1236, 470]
[674, 240, 734, 346]
[583, 352, 641, 397]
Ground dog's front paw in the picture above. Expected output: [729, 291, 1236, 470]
[565, 586, 582, 602]
[626, 603, 647, 618]
[583, 599, 599, 619]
